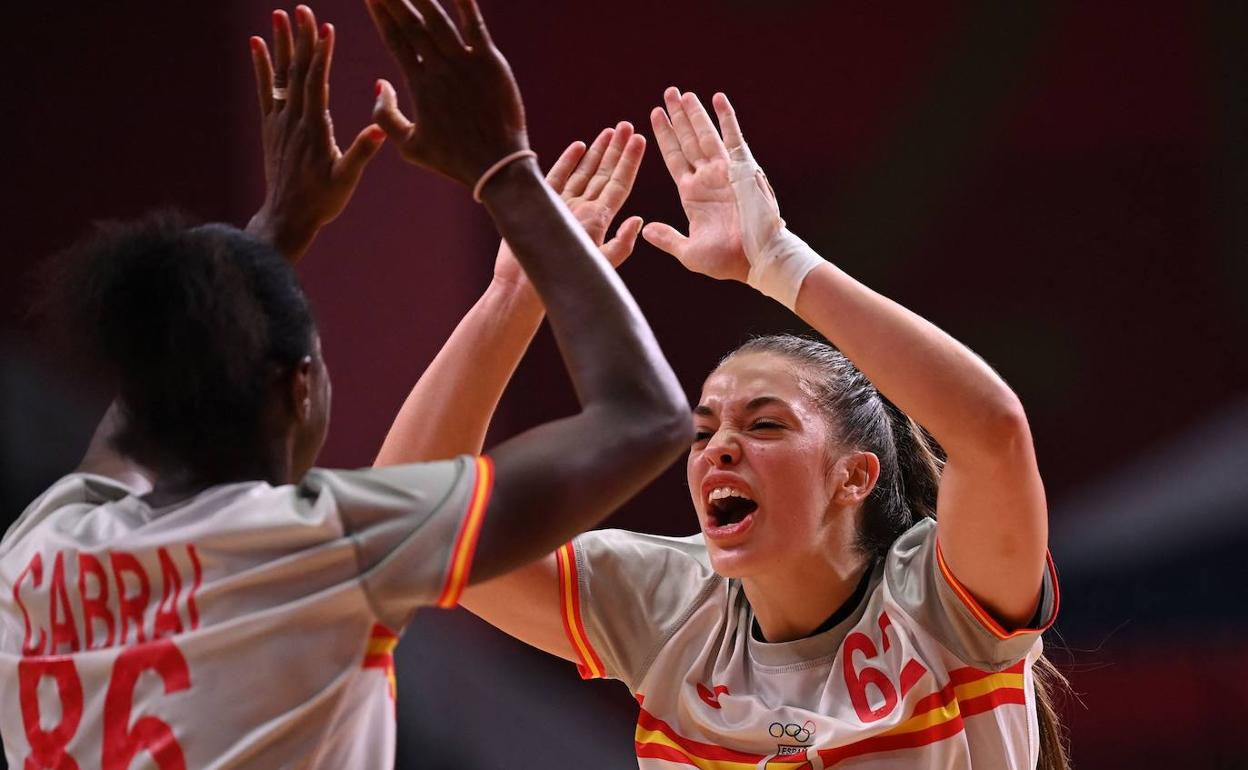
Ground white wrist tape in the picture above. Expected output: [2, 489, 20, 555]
[728, 152, 824, 310]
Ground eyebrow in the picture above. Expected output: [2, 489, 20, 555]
[693, 396, 791, 417]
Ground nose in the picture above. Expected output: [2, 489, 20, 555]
[704, 430, 740, 468]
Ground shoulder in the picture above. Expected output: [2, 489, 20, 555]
[574, 528, 715, 577]
[2, 473, 137, 553]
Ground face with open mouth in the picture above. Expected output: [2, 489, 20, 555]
[687, 352, 840, 578]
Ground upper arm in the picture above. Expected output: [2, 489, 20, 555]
[460, 554, 578, 663]
[934, 407, 1050, 629]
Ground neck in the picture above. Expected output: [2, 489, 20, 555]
[741, 515, 869, 642]
[143, 451, 289, 508]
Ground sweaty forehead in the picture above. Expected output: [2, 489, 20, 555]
[698, 353, 807, 409]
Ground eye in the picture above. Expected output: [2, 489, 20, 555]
[750, 420, 784, 431]
[693, 428, 714, 445]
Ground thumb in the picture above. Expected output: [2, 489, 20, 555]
[641, 221, 690, 260]
[336, 124, 387, 185]
[372, 79, 414, 142]
[601, 216, 643, 268]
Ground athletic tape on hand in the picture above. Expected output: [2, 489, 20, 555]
[728, 153, 824, 311]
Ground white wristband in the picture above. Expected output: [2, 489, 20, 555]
[728, 152, 824, 310]
[748, 228, 825, 311]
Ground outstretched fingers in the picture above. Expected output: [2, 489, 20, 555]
[452, 0, 491, 48]
[372, 79, 416, 143]
[651, 106, 691, 181]
[409, 0, 465, 55]
[336, 123, 388, 186]
[641, 221, 690, 261]
[564, 127, 614, 198]
[304, 20, 334, 120]
[367, 0, 430, 74]
[249, 36, 275, 114]
[596, 133, 646, 213]
[681, 91, 728, 160]
[285, 5, 320, 115]
[601, 215, 644, 267]
[712, 92, 750, 161]
[545, 140, 588, 194]
[584, 122, 634, 200]
[271, 10, 295, 109]
[663, 87, 705, 165]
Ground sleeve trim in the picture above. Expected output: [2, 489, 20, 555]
[556, 542, 606, 679]
[434, 456, 494, 608]
[934, 539, 1060, 641]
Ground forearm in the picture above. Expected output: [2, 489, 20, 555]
[794, 258, 1028, 458]
[481, 160, 684, 415]
[245, 209, 316, 264]
[375, 275, 544, 466]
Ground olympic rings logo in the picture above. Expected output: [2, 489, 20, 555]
[768, 720, 816, 744]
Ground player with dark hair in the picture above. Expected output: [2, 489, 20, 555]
[377, 89, 1069, 768]
[0, 3, 688, 767]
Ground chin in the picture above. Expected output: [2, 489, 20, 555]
[706, 544, 763, 580]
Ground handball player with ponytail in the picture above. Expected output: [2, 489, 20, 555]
[378, 88, 1068, 768]
[0, 2, 688, 767]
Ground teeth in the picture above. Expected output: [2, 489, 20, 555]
[708, 487, 750, 503]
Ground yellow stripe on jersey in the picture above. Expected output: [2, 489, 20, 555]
[556, 543, 606, 679]
[435, 457, 494, 608]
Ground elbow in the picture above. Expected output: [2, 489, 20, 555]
[974, 394, 1034, 459]
[603, 389, 692, 459]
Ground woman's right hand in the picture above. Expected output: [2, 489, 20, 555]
[365, 0, 528, 187]
[492, 123, 646, 291]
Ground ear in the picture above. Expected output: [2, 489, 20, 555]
[286, 356, 315, 423]
[833, 450, 880, 506]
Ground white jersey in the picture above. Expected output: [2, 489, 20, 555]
[0, 457, 493, 769]
[555, 518, 1059, 769]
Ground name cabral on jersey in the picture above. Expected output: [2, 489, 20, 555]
[10, 545, 203, 655]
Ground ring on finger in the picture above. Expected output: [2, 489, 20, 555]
[272, 86, 289, 101]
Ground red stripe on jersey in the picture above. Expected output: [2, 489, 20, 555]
[186, 545, 203, 630]
[556, 543, 607, 679]
[816, 711, 967, 765]
[949, 659, 1026, 687]
[635, 741, 701, 766]
[960, 685, 1027, 717]
[435, 457, 494, 608]
[362, 623, 399, 700]
[636, 707, 766, 764]
[934, 539, 1061, 641]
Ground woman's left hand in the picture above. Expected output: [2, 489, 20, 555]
[246, 5, 386, 262]
[642, 88, 751, 283]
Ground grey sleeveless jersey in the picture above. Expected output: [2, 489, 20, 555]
[555, 518, 1058, 769]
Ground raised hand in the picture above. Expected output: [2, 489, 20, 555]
[367, 0, 528, 187]
[642, 88, 767, 283]
[493, 122, 646, 290]
[246, 6, 387, 262]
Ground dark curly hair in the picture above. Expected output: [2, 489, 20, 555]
[48, 211, 315, 478]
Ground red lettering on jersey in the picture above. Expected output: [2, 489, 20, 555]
[899, 658, 928, 696]
[78, 553, 115, 650]
[49, 553, 81, 654]
[696, 682, 730, 709]
[111, 552, 150, 645]
[185, 545, 203, 630]
[15, 552, 47, 656]
[153, 549, 184, 639]
[19, 656, 84, 770]
[843, 631, 898, 723]
[102, 640, 190, 770]
[877, 611, 893, 653]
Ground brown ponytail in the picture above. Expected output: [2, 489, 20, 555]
[724, 334, 1070, 770]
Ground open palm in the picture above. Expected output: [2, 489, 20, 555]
[643, 88, 750, 283]
[494, 122, 646, 289]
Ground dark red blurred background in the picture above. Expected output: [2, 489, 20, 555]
[3, 1, 1245, 767]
